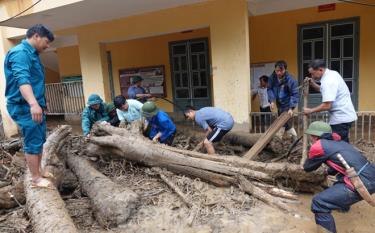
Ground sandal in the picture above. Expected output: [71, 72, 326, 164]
[31, 178, 54, 189]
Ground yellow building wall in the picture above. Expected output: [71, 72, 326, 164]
[249, 3, 375, 111]
[56, 46, 82, 77]
[106, 28, 210, 112]
[58, 0, 251, 126]
[44, 67, 60, 83]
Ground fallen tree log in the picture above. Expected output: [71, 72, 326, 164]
[89, 134, 274, 182]
[86, 143, 236, 187]
[91, 125, 325, 186]
[95, 123, 283, 153]
[154, 142, 324, 184]
[24, 125, 78, 233]
[41, 125, 72, 187]
[66, 154, 139, 228]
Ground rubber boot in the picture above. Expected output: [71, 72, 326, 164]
[286, 127, 298, 142]
[316, 225, 334, 233]
[315, 213, 336, 233]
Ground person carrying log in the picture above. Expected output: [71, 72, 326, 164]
[142, 101, 176, 145]
[184, 106, 234, 154]
[303, 59, 357, 143]
[113, 95, 143, 128]
[82, 94, 119, 137]
[268, 60, 299, 141]
[303, 121, 375, 233]
[4, 24, 54, 188]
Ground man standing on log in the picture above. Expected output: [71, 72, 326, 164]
[184, 106, 234, 154]
[304, 59, 357, 143]
[268, 60, 299, 141]
[142, 101, 176, 145]
[303, 121, 375, 233]
[4, 25, 54, 188]
[82, 94, 118, 137]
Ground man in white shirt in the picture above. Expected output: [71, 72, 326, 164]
[252, 75, 271, 131]
[303, 59, 357, 142]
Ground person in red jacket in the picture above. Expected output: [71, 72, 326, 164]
[303, 121, 375, 233]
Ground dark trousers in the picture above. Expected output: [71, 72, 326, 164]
[311, 180, 375, 233]
[331, 122, 352, 143]
[260, 106, 271, 131]
[109, 115, 120, 127]
[163, 131, 176, 146]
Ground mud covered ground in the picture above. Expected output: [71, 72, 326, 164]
[1, 122, 375, 233]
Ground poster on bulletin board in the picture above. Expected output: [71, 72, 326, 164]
[119, 65, 166, 98]
[250, 62, 275, 92]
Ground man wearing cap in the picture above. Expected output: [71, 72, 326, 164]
[141, 101, 176, 145]
[184, 106, 234, 155]
[81, 94, 118, 137]
[303, 121, 375, 233]
[127, 75, 152, 103]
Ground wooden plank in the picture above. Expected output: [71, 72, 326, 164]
[243, 112, 292, 160]
[300, 81, 309, 166]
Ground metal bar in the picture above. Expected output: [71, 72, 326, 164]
[368, 114, 372, 143]
[362, 113, 365, 140]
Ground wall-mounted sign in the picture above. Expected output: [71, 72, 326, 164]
[119, 65, 166, 98]
[318, 3, 336, 12]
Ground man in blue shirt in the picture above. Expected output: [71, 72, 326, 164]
[268, 60, 299, 141]
[142, 101, 176, 145]
[113, 95, 143, 127]
[4, 24, 54, 188]
[127, 76, 152, 103]
[184, 106, 234, 154]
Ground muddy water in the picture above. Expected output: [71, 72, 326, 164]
[267, 194, 375, 233]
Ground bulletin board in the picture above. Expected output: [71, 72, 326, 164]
[119, 65, 166, 98]
[250, 62, 275, 91]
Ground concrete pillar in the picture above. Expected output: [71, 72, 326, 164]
[209, 0, 251, 130]
[77, 36, 111, 103]
[0, 27, 18, 137]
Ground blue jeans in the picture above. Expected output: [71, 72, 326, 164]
[7, 104, 46, 155]
[311, 179, 375, 232]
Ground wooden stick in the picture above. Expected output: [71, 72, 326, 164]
[152, 167, 192, 208]
[252, 181, 299, 200]
[244, 112, 292, 160]
[300, 80, 310, 166]
[238, 175, 298, 215]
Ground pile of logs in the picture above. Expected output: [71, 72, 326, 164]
[88, 124, 325, 214]
[0, 122, 326, 231]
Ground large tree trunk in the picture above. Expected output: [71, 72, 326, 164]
[89, 125, 325, 191]
[24, 125, 78, 233]
[66, 154, 139, 228]
[90, 134, 274, 182]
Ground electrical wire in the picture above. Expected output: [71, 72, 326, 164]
[337, 0, 375, 7]
[0, 0, 42, 24]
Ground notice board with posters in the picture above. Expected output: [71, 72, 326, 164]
[119, 65, 166, 98]
[250, 62, 275, 92]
